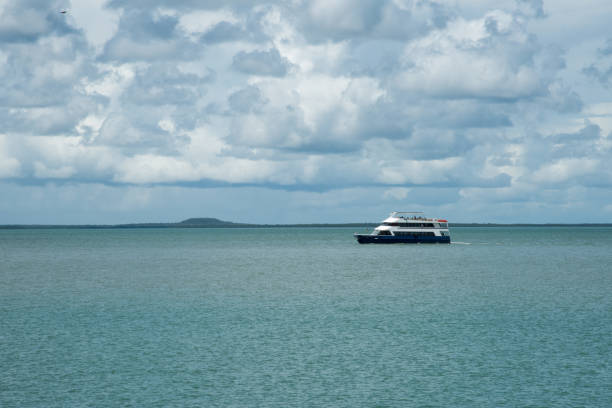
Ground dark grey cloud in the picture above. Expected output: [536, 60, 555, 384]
[545, 81, 583, 113]
[295, 0, 451, 43]
[0, 0, 76, 43]
[582, 64, 612, 86]
[91, 63, 216, 153]
[547, 124, 606, 159]
[201, 22, 247, 44]
[226, 102, 309, 151]
[232, 48, 290, 77]
[0, 0, 96, 108]
[582, 38, 612, 85]
[519, 124, 608, 173]
[298, 0, 384, 41]
[197, 10, 270, 45]
[105, 63, 215, 144]
[0, 95, 107, 135]
[402, 131, 477, 161]
[100, 9, 197, 62]
[0, 1, 101, 136]
[597, 38, 612, 56]
[363, 128, 479, 161]
[106, 0, 257, 11]
[414, 100, 513, 129]
[106, 0, 449, 44]
[228, 85, 267, 113]
[552, 123, 600, 143]
[0, 50, 83, 107]
[352, 100, 413, 141]
[122, 10, 179, 40]
[95, 109, 189, 154]
[122, 64, 210, 106]
[339, 40, 403, 77]
[378, 2, 450, 40]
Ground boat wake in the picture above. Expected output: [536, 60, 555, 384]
[451, 241, 471, 245]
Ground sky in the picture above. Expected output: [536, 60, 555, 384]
[1, 0, 612, 224]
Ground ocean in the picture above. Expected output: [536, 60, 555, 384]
[1, 227, 610, 407]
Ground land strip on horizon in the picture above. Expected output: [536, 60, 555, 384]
[1, 218, 611, 229]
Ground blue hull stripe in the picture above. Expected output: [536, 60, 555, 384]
[355, 235, 451, 244]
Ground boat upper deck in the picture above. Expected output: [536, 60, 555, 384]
[383, 212, 448, 225]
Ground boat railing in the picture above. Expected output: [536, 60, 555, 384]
[390, 211, 430, 221]
[388, 212, 447, 223]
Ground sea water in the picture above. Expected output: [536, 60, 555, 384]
[1, 227, 610, 407]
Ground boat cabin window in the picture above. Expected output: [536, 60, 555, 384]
[440, 223, 448, 228]
[379, 230, 392, 235]
[393, 231, 435, 237]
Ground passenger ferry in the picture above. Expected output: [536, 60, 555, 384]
[354, 212, 451, 244]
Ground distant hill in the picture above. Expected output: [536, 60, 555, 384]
[116, 217, 255, 228]
[178, 217, 245, 226]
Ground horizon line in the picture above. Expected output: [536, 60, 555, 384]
[2, 220, 612, 229]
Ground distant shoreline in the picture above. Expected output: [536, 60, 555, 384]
[1, 217, 611, 230]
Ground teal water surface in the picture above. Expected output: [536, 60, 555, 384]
[1, 227, 611, 407]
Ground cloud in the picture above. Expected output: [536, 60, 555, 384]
[121, 64, 209, 106]
[0, 32, 95, 110]
[201, 21, 247, 43]
[552, 123, 600, 143]
[0, 95, 106, 135]
[299, 0, 450, 42]
[228, 85, 267, 113]
[0, 135, 21, 177]
[100, 9, 197, 62]
[513, 123, 612, 188]
[0, 3, 103, 142]
[0, 0, 76, 43]
[395, 10, 550, 100]
[531, 158, 601, 185]
[1, 0, 610, 222]
[383, 187, 411, 200]
[304, 0, 385, 40]
[583, 64, 612, 86]
[598, 38, 612, 56]
[95, 111, 189, 153]
[515, 0, 545, 18]
[105, 0, 256, 11]
[232, 48, 290, 77]
[582, 38, 612, 86]
[545, 80, 583, 113]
